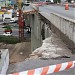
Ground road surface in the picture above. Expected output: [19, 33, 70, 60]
[7, 56, 75, 75]
[39, 5, 75, 19]
[0, 23, 19, 36]
[0, 23, 30, 38]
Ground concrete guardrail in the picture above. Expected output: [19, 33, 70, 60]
[50, 13, 75, 49]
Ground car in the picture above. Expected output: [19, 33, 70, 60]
[10, 17, 18, 23]
[3, 32, 12, 36]
[3, 18, 11, 24]
[2, 26, 7, 28]
[4, 30, 12, 33]
[34, 2, 42, 6]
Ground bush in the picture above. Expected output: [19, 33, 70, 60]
[0, 36, 20, 44]
[4, 25, 12, 33]
[5, 26, 12, 31]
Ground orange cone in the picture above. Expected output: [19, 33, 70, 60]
[65, 2, 69, 10]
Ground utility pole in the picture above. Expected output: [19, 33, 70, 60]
[17, 0, 24, 41]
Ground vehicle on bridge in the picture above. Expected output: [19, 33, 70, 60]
[39, 0, 54, 4]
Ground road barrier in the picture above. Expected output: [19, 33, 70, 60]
[8, 61, 75, 75]
[65, 2, 69, 10]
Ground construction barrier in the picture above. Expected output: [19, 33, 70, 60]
[65, 2, 69, 10]
[8, 61, 75, 75]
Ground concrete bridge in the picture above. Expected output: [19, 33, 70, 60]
[30, 5, 75, 53]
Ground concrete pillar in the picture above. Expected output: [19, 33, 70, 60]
[31, 14, 42, 51]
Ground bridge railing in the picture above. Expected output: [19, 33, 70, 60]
[50, 13, 75, 50]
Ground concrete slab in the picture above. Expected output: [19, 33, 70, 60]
[0, 49, 9, 74]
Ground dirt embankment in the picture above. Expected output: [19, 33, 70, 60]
[0, 42, 31, 64]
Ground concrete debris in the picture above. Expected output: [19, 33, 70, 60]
[43, 37, 52, 43]
[19, 52, 23, 55]
[42, 53, 50, 59]
[29, 54, 39, 59]
[49, 52, 61, 58]
[31, 34, 72, 59]
[41, 52, 61, 59]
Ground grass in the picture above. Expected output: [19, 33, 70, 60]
[0, 35, 20, 44]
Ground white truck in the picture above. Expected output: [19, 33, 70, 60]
[3, 9, 18, 23]
[3, 9, 13, 21]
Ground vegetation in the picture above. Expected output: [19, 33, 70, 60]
[0, 36, 20, 44]
[4, 25, 12, 33]
[5, 26, 12, 30]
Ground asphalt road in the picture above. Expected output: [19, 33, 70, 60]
[39, 5, 75, 19]
[0, 23, 31, 40]
[0, 23, 19, 36]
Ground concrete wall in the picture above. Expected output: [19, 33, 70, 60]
[31, 14, 42, 51]
[45, 24, 52, 38]
[0, 49, 9, 74]
[50, 13, 75, 51]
